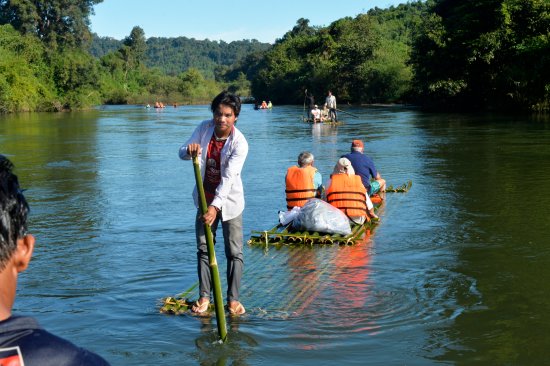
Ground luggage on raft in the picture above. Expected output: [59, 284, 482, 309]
[248, 195, 383, 246]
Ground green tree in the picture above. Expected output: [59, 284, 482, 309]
[178, 67, 219, 103]
[122, 26, 146, 67]
[50, 48, 101, 109]
[118, 26, 147, 82]
[226, 72, 250, 96]
[248, 4, 427, 105]
[327, 15, 379, 101]
[410, 0, 550, 111]
[0, 24, 56, 112]
[0, 0, 103, 50]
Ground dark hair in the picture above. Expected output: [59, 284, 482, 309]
[0, 155, 29, 270]
[210, 90, 241, 117]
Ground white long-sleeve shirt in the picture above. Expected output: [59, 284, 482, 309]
[179, 119, 248, 221]
[325, 95, 337, 109]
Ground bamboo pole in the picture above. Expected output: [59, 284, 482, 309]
[192, 156, 227, 342]
[335, 107, 360, 118]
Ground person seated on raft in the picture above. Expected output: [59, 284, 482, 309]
[285, 151, 324, 210]
[267, 100, 272, 109]
[310, 105, 323, 123]
[342, 139, 386, 197]
[260, 100, 268, 109]
[325, 157, 378, 224]
[321, 105, 330, 121]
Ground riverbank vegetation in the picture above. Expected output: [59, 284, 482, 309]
[0, 0, 548, 113]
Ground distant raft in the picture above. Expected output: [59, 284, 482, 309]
[301, 116, 344, 125]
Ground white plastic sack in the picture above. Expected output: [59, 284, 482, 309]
[292, 198, 351, 236]
[278, 206, 301, 225]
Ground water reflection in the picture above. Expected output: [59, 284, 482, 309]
[286, 246, 323, 316]
[193, 318, 258, 366]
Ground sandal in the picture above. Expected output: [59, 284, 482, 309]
[191, 298, 210, 314]
[368, 210, 379, 220]
[227, 301, 246, 315]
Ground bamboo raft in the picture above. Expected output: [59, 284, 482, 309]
[159, 283, 217, 315]
[248, 220, 376, 246]
[160, 181, 412, 315]
[248, 181, 412, 247]
[301, 116, 344, 125]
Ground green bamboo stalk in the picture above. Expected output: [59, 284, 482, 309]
[176, 282, 198, 299]
[192, 156, 227, 342]
[385, 180, 413, 192]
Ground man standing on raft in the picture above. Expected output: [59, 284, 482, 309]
[179, 91, 248, 315]
[324, 90, 338, 122]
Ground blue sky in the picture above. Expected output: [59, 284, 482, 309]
[90, 0, 405, 43]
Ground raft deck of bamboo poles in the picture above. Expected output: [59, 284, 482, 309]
[248, 219, 378, 247]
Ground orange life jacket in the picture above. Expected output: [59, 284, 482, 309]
[285, 165, 317, 209]
[326, 174, 367, 218]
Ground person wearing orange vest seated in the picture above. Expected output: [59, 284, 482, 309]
[326, 157, 377, 224]
[285, 151, 324, 210]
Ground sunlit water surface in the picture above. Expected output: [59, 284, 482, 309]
[1, 105, 550, 365]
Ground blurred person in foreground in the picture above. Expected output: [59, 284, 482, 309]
[0, 155, 110, 365]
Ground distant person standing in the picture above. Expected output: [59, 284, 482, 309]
[306, 91, 315, 120]
[324, 90, 337, 122]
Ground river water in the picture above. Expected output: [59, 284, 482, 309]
[1, 105, 549, 365]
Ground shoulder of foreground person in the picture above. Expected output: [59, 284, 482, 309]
[0, 316, 110, 366]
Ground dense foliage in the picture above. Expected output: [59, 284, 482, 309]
[0, 0, 101, 50]
[234, 3, 428, 105]
[91, 35, 271, 78]
[0, 0, 548, 113]
[410, 0, 550, 111]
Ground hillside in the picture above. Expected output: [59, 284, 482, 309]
[90, 34, 271, 78]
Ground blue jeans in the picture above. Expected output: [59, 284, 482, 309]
[195, 210, 244, 303]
